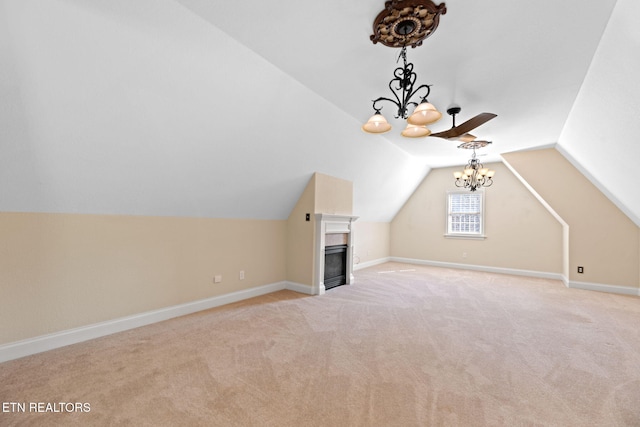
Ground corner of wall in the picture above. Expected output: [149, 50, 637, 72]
[286, 174, 317, 286]
[502, 147, 640, 290]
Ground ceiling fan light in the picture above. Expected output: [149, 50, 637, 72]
[458, 133, 476, 143]
[407, 102, 442, 125]
[401, 124, 431, 138]
[362, 114, 392, 134]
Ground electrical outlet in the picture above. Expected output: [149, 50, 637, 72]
[214, 275, 222, 283]
[577, 266, 584, 274]
[239, 270, 245, 280]
[305, 213, 310, 221]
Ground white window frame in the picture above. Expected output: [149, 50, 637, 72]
[445, 190, 486, 239]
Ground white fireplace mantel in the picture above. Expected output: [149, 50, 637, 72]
[313, 213, 359, 295]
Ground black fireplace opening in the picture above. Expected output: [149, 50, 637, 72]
[324, 244, 348, 290]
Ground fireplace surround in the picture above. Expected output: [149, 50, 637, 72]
[313, 213, 359, 295]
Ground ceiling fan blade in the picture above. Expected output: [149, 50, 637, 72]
[430, 128, 463, 139]
[432, 113, 497, 139]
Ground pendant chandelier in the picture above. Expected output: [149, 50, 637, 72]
[362, 0, 447, 137]
[453, 141, 495, 191]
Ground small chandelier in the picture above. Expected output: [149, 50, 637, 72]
[362, 0, 447, 137]
[453, 141, 495, 191]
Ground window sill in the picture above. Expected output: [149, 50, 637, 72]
[444, 234, 486, 240]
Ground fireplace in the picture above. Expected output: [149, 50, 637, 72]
[313, 214, 359, 295]
[324, 244, 348, 290]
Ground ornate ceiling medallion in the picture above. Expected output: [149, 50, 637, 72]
[370, 0, 447, 48]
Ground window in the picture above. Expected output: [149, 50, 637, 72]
[446, 191, 485, 238]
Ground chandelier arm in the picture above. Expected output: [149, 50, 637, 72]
[408, 83, 433, 106]
[384, 73, 433, 119]
[387, 77, 407, 118]
[390, 47, 418, 118]
[371, 96, 401, 115]
[398, 65, 416, 114]
[402, 83, 435, 117]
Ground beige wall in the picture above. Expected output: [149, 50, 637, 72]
[503, 148, 639, 288]
[0, 212, 286, 345]
[352, 221, 390, 266]
[1, 171, 357, 345]
[286, 175, 317, 287]
[8, 155, 636, 349]
[391, 162, 564, 274]
[314, 172, 353, 215]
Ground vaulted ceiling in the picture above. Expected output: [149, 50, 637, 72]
[1, 0, 638, 224]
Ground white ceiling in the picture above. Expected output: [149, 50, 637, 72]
[1, 0, 638, 224]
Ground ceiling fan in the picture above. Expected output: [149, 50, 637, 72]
[431, 106, 497, 141]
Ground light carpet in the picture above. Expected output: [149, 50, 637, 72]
[1, 262, 640, 426]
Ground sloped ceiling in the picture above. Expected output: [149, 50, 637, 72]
[1, 0, 638, 224]
[558, 0, 640, 226]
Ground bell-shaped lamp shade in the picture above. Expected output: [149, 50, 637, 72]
[479, 168, 489, 176]
[486, 170, 495, 178]
[401, 124, 431, 138]
[453, 171, 463, 179]
[464, 168, 474, 176]
[407, 102, 442, 126]
[362, 114, 391, 134]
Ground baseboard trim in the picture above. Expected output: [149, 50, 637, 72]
[391, 257, 640, 296]
[566, 279, 640, 296]
[0, 281, 294, 363]
[354, 257, 391, 271]
[390, 257, 565, 281]
[285, 281, 314, 295]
